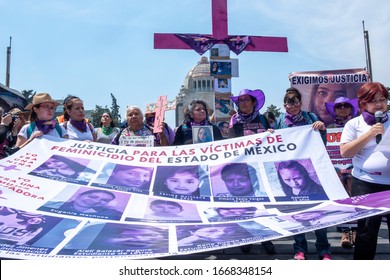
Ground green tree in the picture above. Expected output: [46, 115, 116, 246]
[21, 90, 36, 103]
[110, 93, 121, 125]
[265, 104, 282, 118]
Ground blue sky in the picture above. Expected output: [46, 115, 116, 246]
[1, 0, 389, 127]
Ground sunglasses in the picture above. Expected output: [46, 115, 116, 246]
[284, 101, 301, 109]
[334, 103, 352, 109]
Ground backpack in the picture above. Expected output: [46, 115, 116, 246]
[27, 122, 63, 139]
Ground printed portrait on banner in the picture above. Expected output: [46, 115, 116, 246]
[210, 162, 269, 203]
[91, 162, 154, 194]
[38, 185, 130, 220]
[152, 165, 211, 201]
[289, 68, 369, 128]
[264, 158, 329, 202]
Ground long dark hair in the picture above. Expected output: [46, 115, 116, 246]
[100, 111, 115, 128]
[277, 160, 319, 196]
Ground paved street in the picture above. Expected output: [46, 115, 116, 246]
[160, 224, 390, 260]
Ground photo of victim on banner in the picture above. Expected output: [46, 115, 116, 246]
[125, 196, 203, 223]
[59, 222, 170, 256]
[0, 206, 80, 254]
[29, 154, 99, 185]
[210, 162, 269, 202]
[268, 204, 384, 234]
[289, 68, 369, 127]
[152, 165, 211, 201]
[91, 162, 154, 194]
[203, 206, 275, 222]
[176, 221, 281, 252]
[38, 185, 130, 220]
[264, 158, 329, 201]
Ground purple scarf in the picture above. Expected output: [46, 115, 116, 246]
[190, 119, 209, 127]
[70, 119, 87, 132]
[333, 116, 352, 128]
[234, 110, 259, 124]
[35, 120, 56, 134]
[362, 111, 388, 125]
[284, 111, 307, 127]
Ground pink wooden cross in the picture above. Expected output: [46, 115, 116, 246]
[154, 0, 288, 54]
[145, 95, 176, 133]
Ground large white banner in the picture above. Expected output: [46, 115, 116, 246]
[0, 126, 389, 259]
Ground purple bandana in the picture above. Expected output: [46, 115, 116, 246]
[333, 116, 352, 128]
[70, 119, 87, 132]
[190, 120, 209, 127]
[234, 111, 260, 124]
[362, 111, 389, 125]
[284, 111, 307, 127]
[35, 120, 56, 134]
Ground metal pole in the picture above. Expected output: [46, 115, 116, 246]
[5, 36, 12, 87]
[362, 21, 373, 81]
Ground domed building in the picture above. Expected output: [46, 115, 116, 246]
[175, 56, 215, 126]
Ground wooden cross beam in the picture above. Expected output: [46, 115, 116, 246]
[154, 0, 288, 54]
[145, 95, 176, 133]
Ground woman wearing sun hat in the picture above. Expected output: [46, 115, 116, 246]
[16, 93, 68, 149]
[325, 97, 359, 128]
[227, 89, 275, 255]
[228, 89, 271, 138]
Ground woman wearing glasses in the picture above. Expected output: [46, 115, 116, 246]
[340, 82, 390, 260]
[16, 93, 68, 148]
[274, 88, 330, 260]
[274, 87, 327, 144]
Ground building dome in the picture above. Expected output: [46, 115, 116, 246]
[190, 56, 210, 78]
[175, 56, 214, 126]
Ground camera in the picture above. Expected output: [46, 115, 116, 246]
[11, 115, 19, 122]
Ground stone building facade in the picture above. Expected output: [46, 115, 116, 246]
[174, 56, 215, 126]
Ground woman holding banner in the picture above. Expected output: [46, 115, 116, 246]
[173, 100, 222, 145]
[112, 106, 169, 147]
[274, 87, 331, 260]
[227, 89, 275, 254]
[340, 82, 390, 260]
[228, 89, 271, 138]
[16, 93, 68, 149]
[62, 96, 96, 142]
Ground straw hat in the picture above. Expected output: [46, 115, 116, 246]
[8, 107, 31, 116]
[25, 93, 60, 110]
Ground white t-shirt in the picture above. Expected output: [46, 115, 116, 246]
[61, 121, 95, 141]
[340, 113, 390, 184]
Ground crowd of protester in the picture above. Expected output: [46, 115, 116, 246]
[1, 81, 388, 260]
